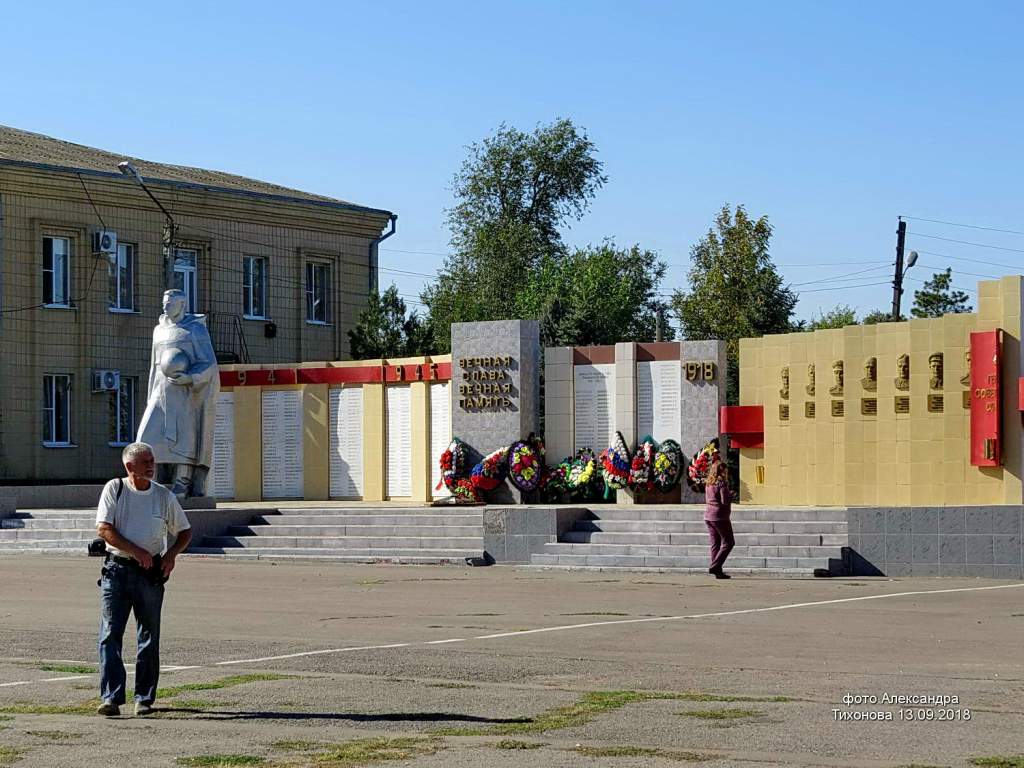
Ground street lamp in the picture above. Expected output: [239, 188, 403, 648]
[118, 160, 177, 289]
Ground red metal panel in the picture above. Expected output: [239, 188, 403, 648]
[296, 366, 382, 385]
[219, 368, 298, 387]
[1019, 376, 1024, 412]
[223, 361, 451, 387]
[969, 330, 1002, 467]
[719, 405, 764, 449]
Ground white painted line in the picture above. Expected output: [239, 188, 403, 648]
[4, 582, 1021, 689]
[0, 675, 88, 688]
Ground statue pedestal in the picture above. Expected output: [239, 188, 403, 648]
[180, 496, 217, 510]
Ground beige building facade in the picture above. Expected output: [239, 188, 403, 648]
[0, 126, 394, 484]
[737, 275, 1024, 507]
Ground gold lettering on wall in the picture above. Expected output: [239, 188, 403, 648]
[805, 401, 816, 418]
[684, 361, 717, 381]
[831, 400, 845, 417]
[457, 355, 517, 411]
[779, 404, 789, 421]
[927, 394, 944, 413]
[895, 396, 910, 414]
[861, 398, 877, 416]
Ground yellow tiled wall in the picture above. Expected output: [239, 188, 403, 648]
[739, 276, 1023, 507]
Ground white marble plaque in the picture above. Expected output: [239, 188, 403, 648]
[430, 382, 451, 498]
[636, 360, 682, 444]
[329, 387, 364, 498]
[261, 389, 303, 499]
[574, 364, 616, 451]
[386, 385, 412, 498]
[210, 391, 235, 499]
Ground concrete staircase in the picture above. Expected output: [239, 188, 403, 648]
[190, 507, 485, 564]
[0, 509, 97, 553]
[530, 506, 849, 575]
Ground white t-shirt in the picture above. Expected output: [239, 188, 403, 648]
[95, 479, 191, 557]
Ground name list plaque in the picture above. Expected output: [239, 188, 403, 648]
[210, 391, 235, 499]
[574, 363, 615, 451]
[261, 389, 304, 498]
[329, 387, 364, 498]
[637, 360, 682, 443]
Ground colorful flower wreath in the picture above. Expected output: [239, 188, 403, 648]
[470, 446, 510, 492]
[652, 439, 683, 492]
[686, 438, 721, 492]
[628, 437, 658, 493]
[566, 448, 598, 491]
[508, 439, 542, 492]
[437, 437, 470, 492]
[600, 431, 632, 491]
[539, 460, 570, 503]
[528, 432, 546, 465]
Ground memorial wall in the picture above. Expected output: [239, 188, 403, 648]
[736, 275, 1024, 507]
[211, 357, 452, 502]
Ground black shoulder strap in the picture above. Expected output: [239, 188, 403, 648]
[116, 478, 124, 502]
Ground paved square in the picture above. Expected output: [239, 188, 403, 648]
[0, 556, 1021, 767]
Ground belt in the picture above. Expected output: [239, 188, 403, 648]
[108, 555, 139, 567]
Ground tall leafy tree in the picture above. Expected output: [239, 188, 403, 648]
[348, 285, 430, 359]
[423, 119, 607, 352]
[911, 268, 972, 318]
[806, 304, 858, 330]
[524, 242, 672, 347]
[671, 205, 797, 403]
[862, 309, 901, 325]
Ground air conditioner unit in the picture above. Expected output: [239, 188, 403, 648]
[92, 369, 121, 393]
[93, 230, 118, 257]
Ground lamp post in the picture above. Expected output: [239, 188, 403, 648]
[890, 216, 918, 321]
[118, 161, 177, 290]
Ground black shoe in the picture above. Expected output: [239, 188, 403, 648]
[714, 571, 731, 579]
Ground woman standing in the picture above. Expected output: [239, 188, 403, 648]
[704, 462, 734, 579]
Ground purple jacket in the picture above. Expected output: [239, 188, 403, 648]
[704, 481, 732, 521]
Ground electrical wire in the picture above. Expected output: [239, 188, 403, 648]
[903, 216, 1024, 238]
[909, 232, 1024, 254]
[911, 249, 1022, 273]
[789, 262, 892, 287]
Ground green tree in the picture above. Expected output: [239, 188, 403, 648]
[671, 205, 797, 404]
[862, 309, 902, 324]
[348, 285, 430, 359]
[806, 304, 858, 330]
[423, 118, 607, 352]
[911, 268, 972, 318]
[525, 242, 672, 347]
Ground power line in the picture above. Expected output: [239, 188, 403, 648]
[903, 215, 1024, 238]
[913, 249, 1022, 273]
[909, 232, 1024, 254]
[915, 262, 1002, 280]
[904, 275, 977, 294]
[795, 280, 892, 294]
[789, 262, 892, 287]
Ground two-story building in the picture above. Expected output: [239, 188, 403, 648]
[0, 125, 395, 484]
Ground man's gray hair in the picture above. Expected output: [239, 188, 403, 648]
[122, 442, 154, 465]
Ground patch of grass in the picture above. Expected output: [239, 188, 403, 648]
[25, 730, 82, 741]
[165, 699, 230, 711]
[277, 736, 442, 766]
[494, 740, 546, 750]
[573, 745, 715, 761]
[0, 715, 12, 721]
[433, 689, 788, 737]
[969, 758, 1024, 768]
[681, 708, 762, 720]
[559, 612, 629, 616]
[36, 663, 96, 674]
[0, 701, 99, 716]
[270, 740, 322, 752]
[425, 682, 476, 689]
[894, 764, 950, 768]
[175, 757, 265, 767]
[672, 692, 790, 703]
[0, 747, 24, 766]
[157, 673, 295, 699]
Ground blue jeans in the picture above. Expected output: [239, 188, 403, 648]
[98, 561, 164, 706]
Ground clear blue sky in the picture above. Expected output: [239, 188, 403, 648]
[4, 1, 1023, 326]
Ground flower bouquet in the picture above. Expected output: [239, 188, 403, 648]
[600, 431, 632, 491]
[470, 445, 510, 492]
[566, 448, 598, 496]
[528, 432, 546, 465]
[508, 439, 542, 492]
[628, 436, 658, 493]
[652, 439, 683, 492]
[686, 438, 721, 492]
[539, 460, 570, 503]
[450, 477, 481, 504]
[437, 437, 469, 492]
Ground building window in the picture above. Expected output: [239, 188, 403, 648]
[43, 236, 71, 307]
[110, 377, 136, 445]
[305, 262, 330, 324]
[43, 374, 72, 446]
[112, 243, 136, 311]
[243, 256, 268, 319]
[173, 248, 198, 313]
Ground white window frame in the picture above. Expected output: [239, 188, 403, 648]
[43, 236, 71, 307]
[110, 377, 137, 446]
[173, 248, 198, 313]
[43, 374, 73, 447]
[305, 261, 330, 325]
[243, 255, 268, 319]
[110, 242, 137, 312]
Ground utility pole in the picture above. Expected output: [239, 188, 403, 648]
[655, 306, 664, 342]
[890, 217, 907, 321]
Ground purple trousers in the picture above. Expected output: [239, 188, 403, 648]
[705, 519, 735, 571]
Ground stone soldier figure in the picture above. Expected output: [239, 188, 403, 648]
[137, 289, 219, 498]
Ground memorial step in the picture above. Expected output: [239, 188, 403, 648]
[561, 531, 848, 547]
[582, 507, 848, 523]
[576, 520, 848, 535]
[205, 535, 484, 550]
[189, 547, 481, 564]
[0, 539, 90, 550]
[0, 528, 94, 541]
[251, 514, 482, 527]
[530, 552, 841, 572]
[231, 524, 483, 538]
[541, 541, 843, 558]
[1, 517, 97, 530]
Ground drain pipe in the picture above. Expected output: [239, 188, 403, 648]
[368, 214, 397, 294]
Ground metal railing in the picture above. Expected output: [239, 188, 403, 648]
[206, 312, 250, 364]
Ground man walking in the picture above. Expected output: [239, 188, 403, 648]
[95, 442, 192, 717]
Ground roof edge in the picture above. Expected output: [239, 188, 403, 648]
[0, 158, 394, 219]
